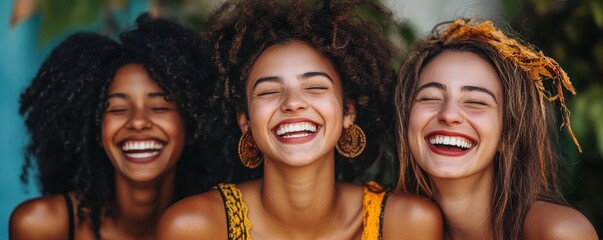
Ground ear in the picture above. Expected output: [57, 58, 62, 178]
[343, 99, 356, 129]
[237, 112, 250, 133]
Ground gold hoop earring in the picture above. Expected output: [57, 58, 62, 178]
[336, 124, 366, 158]
[237, 130, 263, 168]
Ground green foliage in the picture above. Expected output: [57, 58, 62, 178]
[573, 85, 603, 157]
[503, 0, 603, 233]
[37, 0, 105, 42]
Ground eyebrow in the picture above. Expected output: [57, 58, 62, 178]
[252, 71, 334, 90]
[416, 82, 446, 93]
[252, 76, 282, 91]
[301, 72, 334, 83]
[461, 86, 498, 103]
[416, 82, 498, 103]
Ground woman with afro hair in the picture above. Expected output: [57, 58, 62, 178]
[157, 0, 442, 239]
[9, 13, 246, 239]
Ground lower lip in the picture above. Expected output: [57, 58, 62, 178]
[426, 140, 472, 157]
[122, 149, 162, 163]
[275, 131, 318, 144]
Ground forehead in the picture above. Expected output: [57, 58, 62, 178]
[108, 63, 162, 92]
[419, 51, 502, 93]
[247, 40, 341, 82]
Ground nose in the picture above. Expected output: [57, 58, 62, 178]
[280, 89, 308, 113]
[126, 108, 152, 130]
[437, 100, 463, 125]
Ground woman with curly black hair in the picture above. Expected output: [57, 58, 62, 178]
[9, 14, 237, 240]
[157, 0, 442, 239]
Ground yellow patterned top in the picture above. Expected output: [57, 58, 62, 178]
[362, 181, 389, 240]
[215, 181, 389, 240]
[216, 183, 252, 240]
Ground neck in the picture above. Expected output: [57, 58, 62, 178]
[431, 166, 494, 240]
[257, 153, 352, 237]
[110, 169, 176, 238]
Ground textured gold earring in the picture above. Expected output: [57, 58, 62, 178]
[336, 124, 366, 158]
[237, 130, 263, 168]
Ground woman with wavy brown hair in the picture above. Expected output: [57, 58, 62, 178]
[394, 18, 597, 239]
[157, 0, 442, 239]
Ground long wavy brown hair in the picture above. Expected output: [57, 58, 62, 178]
[394, 19, 569, 239]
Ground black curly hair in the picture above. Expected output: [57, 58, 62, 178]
[202, 0, 400, 185]
[19, 13, 244, 238]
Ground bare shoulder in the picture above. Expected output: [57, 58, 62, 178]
[9, 194, 70, 240]
[382, 192, 443, 239]
[156, 190, 228, 240]
[523, 201, 598, 240]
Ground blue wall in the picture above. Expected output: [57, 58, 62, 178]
[0, 2, 148, 238]
[1, 3, 46, 237]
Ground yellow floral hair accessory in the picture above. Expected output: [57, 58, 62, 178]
[433, 18, 581, 152]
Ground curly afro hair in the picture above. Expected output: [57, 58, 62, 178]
[19, 13, 246, 238]
[19, 32, 120, 195]
[202, 0, 400, 185]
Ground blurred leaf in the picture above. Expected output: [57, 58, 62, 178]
[354, 4, 389, 30]
[38, 0, 105, 42]
[592, 1, 603, 27]
[501, 0, 520, 18]
[594, 43, 603, 71]
[563, 20, 581, 45]
[534, 0, 551, 16]
[10, 0, 36, 28]
[572, 85, 603, 156]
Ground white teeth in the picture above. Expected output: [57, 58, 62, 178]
[125, 151, 160, 159]
[281, 132, 311, 138]
[121, 140, 164, 151]
[429, 135, 473, 149]
[275, 122, 317, 136]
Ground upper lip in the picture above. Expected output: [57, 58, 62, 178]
[272, 118, 321, 136]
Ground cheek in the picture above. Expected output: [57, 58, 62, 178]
[474, 111, 502, 136]
[408, 107, 430, 134]
[101, 116, 122, 145]
[161, 114, 186, 142]
[407, 106, 431, 155]
[247, 100, 276, 128]
[315, 95, 345, 121]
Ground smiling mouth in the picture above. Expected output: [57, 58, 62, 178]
[274, 122, 318, 139]
[120, 140, 164, 159]
[428, 135, 474, 151]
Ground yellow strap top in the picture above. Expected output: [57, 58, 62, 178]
[216, 181, 389, 240]
[361, 181, 389, 240]
[216, 183, 252, 240]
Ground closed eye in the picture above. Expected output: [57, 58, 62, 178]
[106, 108, 128, 114]
[305, 85, 329, 93]
[417, 97, 443, 102]
[257, 90, 281, 96]
[465, 101, 487, 105]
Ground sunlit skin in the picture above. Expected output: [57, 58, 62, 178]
[102, 63, 185, 184]
[156, 40, 443, 240]
[9, 64, 186, 240]
[408, 51, 502, 182]
[240, 40, 353, 170]
[408, 51, 502, 239]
